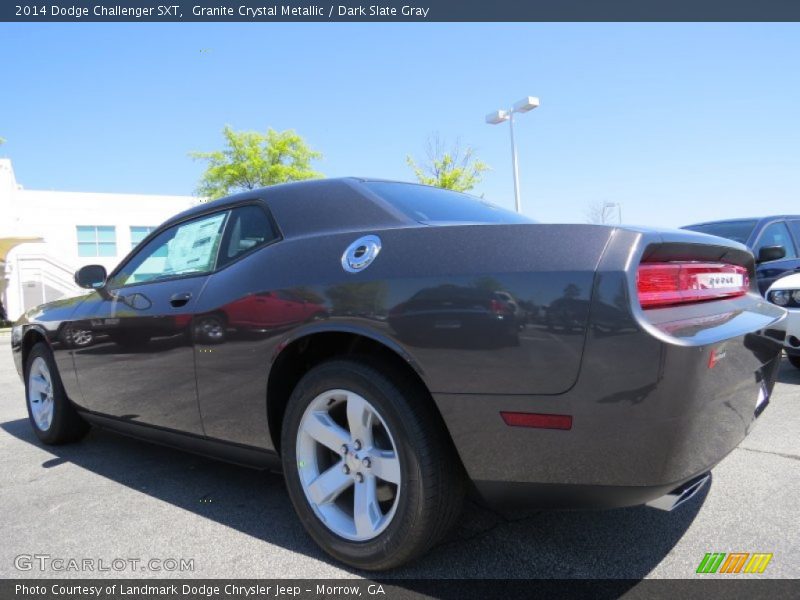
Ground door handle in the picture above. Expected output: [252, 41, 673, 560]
[170, 292, 192, 308]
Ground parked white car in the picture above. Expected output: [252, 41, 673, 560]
[766, 273, 800, 369]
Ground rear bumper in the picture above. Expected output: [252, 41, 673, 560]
[473, 473, 711, 511]
[433, 290, 785, 511]
[645, 473, 710, 511]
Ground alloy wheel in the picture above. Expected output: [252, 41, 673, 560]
[28, 356, 55, 431]
[295, 389, 402, 541]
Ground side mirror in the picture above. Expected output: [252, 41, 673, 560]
[74, 265, 108, 289]
[757, 245, 786, 264]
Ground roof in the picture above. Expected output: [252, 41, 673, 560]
[161, 178, 419, 238]
[685, 215, 800, 227]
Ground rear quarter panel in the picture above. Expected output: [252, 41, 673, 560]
[192, 224, 615, 448]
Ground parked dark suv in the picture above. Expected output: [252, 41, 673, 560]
[683, 216, 800, 295]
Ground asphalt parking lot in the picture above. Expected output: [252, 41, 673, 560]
[0, 334, 798, 580]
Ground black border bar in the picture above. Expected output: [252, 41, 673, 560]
[2, 579, 799, 600]
[4, 1, 800, 22]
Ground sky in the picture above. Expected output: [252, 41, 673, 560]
[1, 23, 798, 228]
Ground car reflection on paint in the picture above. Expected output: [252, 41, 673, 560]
[389, 284, 521, 348]
[61, 312, 193, 352]
[194, 290, 329, 344]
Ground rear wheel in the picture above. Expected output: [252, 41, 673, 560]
[789, 355, 800, 370]
[25, 343, 89, 444]
[281, 358, 464, 570]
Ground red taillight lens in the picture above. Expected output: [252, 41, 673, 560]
[489, 299, 505, 315]
[637, 262, 749, 309]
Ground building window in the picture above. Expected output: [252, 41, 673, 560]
[77, 226, 116, 257]
[131, 226, 156, 249]
[131, 226, 167, 257]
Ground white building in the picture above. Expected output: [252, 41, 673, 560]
[0, 159, 198, 320]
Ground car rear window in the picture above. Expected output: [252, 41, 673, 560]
[363, 181, 535, 225]
[682, 220, 758, 244]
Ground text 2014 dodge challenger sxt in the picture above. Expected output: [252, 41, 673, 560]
[11, 179, 786, 569]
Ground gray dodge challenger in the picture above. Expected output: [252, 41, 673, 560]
[11, 179, 786, 569]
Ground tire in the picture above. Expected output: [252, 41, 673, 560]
[789, 355, 800, 370]
[25, 343, 90, 444]
[63, 327, 93, 348]
[195, 314, 227, 344]
[281, 358, 465, 570]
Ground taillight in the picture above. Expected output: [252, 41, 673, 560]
[637, 262, 749, 309]
[489, 299, 506, 315]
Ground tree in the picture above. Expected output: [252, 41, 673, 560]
[406, 135, 489, 192]
[473, 276, 504, 292]
[326, 282, 388, 317]
[584, 200, 620, 224]
[190, 126, 322, 200]
[287, 286, 325, 305]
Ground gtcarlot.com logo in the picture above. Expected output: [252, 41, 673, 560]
[14, 554, 194, 573]
[696, 552, 773, 574]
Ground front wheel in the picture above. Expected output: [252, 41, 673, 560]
[281, 358, 464, 570]
[789, 355, 800, 370]
[194, 314, 227, 344]
[25, 343, 90, 444]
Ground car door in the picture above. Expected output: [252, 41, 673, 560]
[191, 203, 283, 448]
[785, 220, 800, 278]
[69, 210, 230, 434]
[754, 220, 800, 295]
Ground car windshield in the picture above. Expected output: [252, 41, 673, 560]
[363, 181, 535, 225]
[682, 220, 758, 244]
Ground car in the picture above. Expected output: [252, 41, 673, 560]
[765, 273, 800, 369]
[388, 285, 522, 348]
[682, 216, 800, 295]
[194, 290, 328, 344]
[11, 178, 787, 570]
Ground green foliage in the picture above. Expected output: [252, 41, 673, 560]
[563, 283, 581, 299]
[473, 276, 504, 292]
[326, 282, 388, 317]
[191, 126, 322, 200]
[288, 286, 326, 305]
[407, 135, 489, 192]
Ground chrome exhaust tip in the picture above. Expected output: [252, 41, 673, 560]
[646, 473, 710, 512]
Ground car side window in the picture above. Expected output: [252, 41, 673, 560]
[788, 221, 800, 252]
[217, 204, 279, 269]
[109, 211, 229, 287]
[756, 221, 797, 260]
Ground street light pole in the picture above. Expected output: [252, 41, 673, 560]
[508, 111, 521, 213]
[486, 96, 539, 214]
